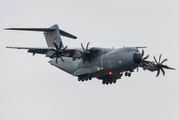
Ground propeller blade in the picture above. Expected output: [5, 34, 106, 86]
[153, 55, 158, 64]
[60, 57, 65, 62]
[156, 69, 160, 77]
[137, 67, 139, 72]
[162, 65, 175, 70]
[159, 54, 162, 63]
[142, 49, 144, 57]
[161, 59, 168, 64]
[53, 42, 59, 50]
[56, 57, 58, 64]
[161, 68, 165, 76]
[86, 42, 90, 51]
[63, 45, 68, 50]
[59, 40, 62, 49]
[81, 43, 85, 52]
[167, 67, 175, 70]
[162, 65, 169, 69]
[51, 53, 57, 58]
[143, 54, 149, 60]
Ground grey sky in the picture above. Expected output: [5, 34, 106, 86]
[0, 0, 179, 120]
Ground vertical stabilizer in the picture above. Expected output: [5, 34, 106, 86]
[43, 24, 64, 48]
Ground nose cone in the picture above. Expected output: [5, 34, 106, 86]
[133, 53, 142, 64]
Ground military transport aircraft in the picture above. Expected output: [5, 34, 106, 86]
[5, 24, 175, 85]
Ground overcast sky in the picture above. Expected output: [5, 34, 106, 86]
[0, 0, 179, 120]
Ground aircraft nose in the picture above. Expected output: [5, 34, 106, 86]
[133, 53, 142, 64]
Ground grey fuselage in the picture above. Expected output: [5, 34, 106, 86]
[49, 47, 141, 80]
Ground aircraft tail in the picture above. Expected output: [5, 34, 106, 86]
[43, 24, 63, 48]
[5, 24, 77, 48]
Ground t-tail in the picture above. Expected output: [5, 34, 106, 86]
[5, 24, 77, 48]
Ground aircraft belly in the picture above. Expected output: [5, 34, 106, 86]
[49, 57, 79, 75]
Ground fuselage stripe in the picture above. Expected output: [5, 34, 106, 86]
[101, 54, 104, 70]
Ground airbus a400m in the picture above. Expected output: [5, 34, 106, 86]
[5, 24, 175, 85]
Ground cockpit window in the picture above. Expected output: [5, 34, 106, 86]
[127, 49, 132, 52]
[127, 48, 139, 53]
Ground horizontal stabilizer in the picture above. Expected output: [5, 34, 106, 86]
[59, 29, 77, 39]
[4, 28, 77, 39]
[4, 28, 55, 32]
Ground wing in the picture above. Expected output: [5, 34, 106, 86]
[6, 46, 54, 55]
[6, 46, 101, 58]
[64, 47, 101, 58]
[6, 46, 84, 57]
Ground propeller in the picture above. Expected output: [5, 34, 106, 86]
[77, 42, 95, 63]
[153, 54, 175, 77]
[137, 49, 149, 72]
[51, 41, 68, 63]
